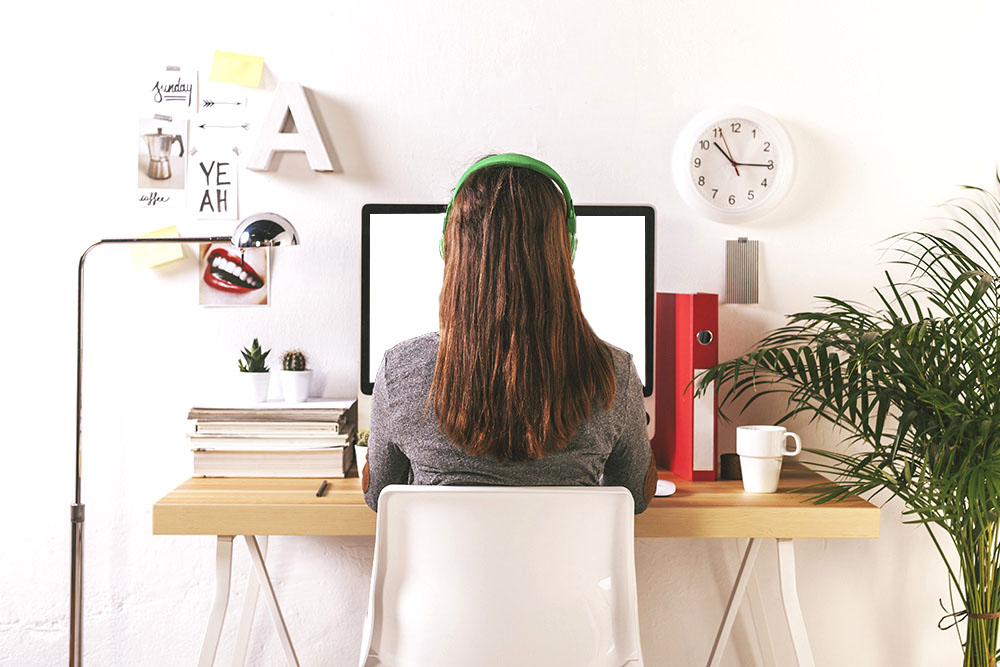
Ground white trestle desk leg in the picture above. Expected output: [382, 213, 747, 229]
[244, 535, 300, 666]
[233, 535, 267, 667]
[747, 560, 778, 666]
[777, 538, 815, 667]
[707, 537, 762, 667]
[200, 535, 235, 667]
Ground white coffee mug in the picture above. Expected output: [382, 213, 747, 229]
[736, 425, 802, 493]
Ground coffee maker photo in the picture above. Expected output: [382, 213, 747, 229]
[141, 127, 185, 180]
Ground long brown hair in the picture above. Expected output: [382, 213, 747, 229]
[432, 163, 615, 462]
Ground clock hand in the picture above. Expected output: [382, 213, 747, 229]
[713, 142, 740, 174]
[718, 131, 740, 177]
[713, 142, 733, 162]
[733, 161, 772, 167]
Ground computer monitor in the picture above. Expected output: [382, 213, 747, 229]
[361, 204, 654, 396]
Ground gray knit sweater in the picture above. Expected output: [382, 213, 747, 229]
[363, 332, 651, 513]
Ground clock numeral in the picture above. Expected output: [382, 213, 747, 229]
[711, 189, 718, 199]
[693, 157, 701, 168]
[767, 160, 774, 170]
[730, 121, 741, 133]
[728, 194, 736, 205]
[761, 178, 768, 187]
[763, 141, 771, 152]
[698, 176, 705, 186]
[699, 140, 710, 150]
[712, 127, 722, 138]
[752, 128, 757, 138]
[747, 190, 755, 200]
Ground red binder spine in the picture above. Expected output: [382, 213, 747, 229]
[690, 293, 719, 481]
[650, 292, 719, 481]
[651, 293, 678, 471]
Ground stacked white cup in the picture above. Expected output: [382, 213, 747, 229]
[736, 426, 802, 493]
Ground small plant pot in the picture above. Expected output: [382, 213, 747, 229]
[239, 371, 271, 403]
[279, 369, 312, 403]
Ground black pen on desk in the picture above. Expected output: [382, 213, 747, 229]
[316, 480, 329, 497]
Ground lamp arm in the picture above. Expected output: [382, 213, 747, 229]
[70, 234, 229, 667]
[74, 235, 229, 502]
[69, 211, 296, 665]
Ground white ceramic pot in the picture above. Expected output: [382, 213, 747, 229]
[239, 371, 271, 403]
[279, 369, 312, 403]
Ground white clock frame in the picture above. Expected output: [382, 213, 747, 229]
[673, 104, 795, 223]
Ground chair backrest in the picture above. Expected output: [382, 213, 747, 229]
[359, 485, 643, 667]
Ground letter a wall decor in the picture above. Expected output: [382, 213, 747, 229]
[247, 82, 336, 172]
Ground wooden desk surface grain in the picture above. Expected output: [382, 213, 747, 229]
[153, 462, 879, 539]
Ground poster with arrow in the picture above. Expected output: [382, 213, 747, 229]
[197, 85, 250, 152]
[202, 98, 245, 110]
[197, 122, 250, 131]
[198, 88, 247, 118]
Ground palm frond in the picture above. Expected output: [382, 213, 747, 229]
[696, 179, 1000, 663]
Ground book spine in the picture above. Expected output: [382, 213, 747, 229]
[187, 412, 347, 422]
[193, 422, 342, 435]
[189, 436, 355, 450]
[192, 449, 351, 477]
[188, 425, 356, 437]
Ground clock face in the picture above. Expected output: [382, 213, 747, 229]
[689, 118, 778, 211]
[674, 106, 794, 222]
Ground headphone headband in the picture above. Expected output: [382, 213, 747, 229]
[440, 153, 577, 261]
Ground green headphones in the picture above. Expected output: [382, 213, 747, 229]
[440, 153, 578, 262]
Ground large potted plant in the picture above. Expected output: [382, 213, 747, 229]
[697, 176, 1000, 666]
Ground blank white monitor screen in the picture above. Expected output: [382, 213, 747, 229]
[361, 204, 654, 396]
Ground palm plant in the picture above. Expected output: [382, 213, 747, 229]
[696, 175, 1000, 666]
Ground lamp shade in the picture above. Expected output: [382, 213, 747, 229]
[232, 213, 299, 248]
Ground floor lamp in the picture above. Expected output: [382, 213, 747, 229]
[69, 213, 300, 666]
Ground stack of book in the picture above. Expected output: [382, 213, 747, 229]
[188, 399, 358, 478]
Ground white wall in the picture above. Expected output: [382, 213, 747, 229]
[2, 1, 996, 664]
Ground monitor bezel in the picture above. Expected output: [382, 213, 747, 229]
[361, 203, 655, 397]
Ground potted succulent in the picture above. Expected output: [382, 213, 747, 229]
[237, 338, 271, 402]
[696, 175, 1000, 666]
[279, 349, 312, 403]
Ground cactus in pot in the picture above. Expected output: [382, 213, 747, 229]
[237, 338, 271, 402]
[279, 349, 312, 403]
[282, 349, 307, 372]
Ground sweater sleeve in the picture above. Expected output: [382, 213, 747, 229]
[363, 355, 412, 511]
[602, 354, 652, 514]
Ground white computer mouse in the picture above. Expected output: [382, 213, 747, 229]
[655, 479, 676, 497]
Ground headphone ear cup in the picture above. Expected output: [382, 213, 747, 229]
[439, 236, 445, 260]
[570, 235, 578, 263]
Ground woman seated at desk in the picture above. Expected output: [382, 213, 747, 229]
[362, 154, 655, 513]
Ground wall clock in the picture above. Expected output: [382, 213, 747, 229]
[673, 105, 795, 222]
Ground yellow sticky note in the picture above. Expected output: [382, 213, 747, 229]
[209, 50, 265, 87]
[131, 226, 186, 268]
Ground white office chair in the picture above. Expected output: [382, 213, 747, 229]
[358, 485, 644, 667]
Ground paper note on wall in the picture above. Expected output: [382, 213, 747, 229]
[209, 51, 265, 87]
[131, 226, 185, 268]
[138, 117, 187, 208]
[192, 149, 239, 220]
[145, 66, 197, 114]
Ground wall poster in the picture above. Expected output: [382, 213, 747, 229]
[191, 147, 238, 220]
[146, 66, 197, 112]
[198, 243, 269, 307]
[137, 116, 188, 208]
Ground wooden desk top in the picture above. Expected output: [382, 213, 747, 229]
[153, 462, 879, 539]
